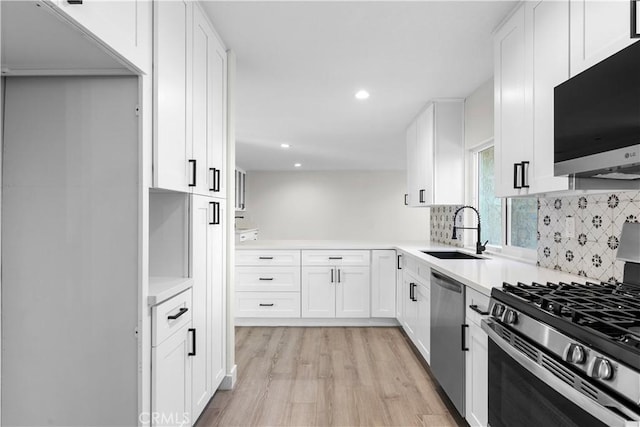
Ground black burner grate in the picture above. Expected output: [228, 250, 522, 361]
[494, 281, 640, 367]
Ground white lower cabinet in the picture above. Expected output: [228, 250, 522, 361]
[414, 280, 431, 364]
[465, 287, 490, 427]
[152, 289, 193, 427]
[371, 250, 397, 318]
[301, 265, 370, 318]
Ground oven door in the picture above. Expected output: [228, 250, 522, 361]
[482, 318, 640, 427]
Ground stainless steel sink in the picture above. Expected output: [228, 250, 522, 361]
[421, 250, 482, 260]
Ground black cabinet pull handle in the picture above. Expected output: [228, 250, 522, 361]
[328, 256, 343, 260]
[259, 303, 274, 307]
[213, 201, 220, 225]
[188, 328, 196, 356]
[632, 0, 639, 38]
[67, 0, 83, 4]
[521, 161, 530, 188]
[469, 304, 489, 315]
[209, 202, 215, 225]
[419, 189, 426, 203]
[188, 159, 197, 187]
[259, 256, 273, 260]
[259, 277, 274, 281]
[167, 307, 188, 320]
[209, 168, 221, 192]
[337, 268, 341, 283]
[461, 324, 469, 351]
[513, 163, 521, 189]
[409, 283, 415, 301]
[397, 254, 402, 270]
[330, 268, 334, 283]
[404, 194, 408, 206]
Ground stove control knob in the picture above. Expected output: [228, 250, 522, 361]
[563, 344, 586, 364]
[503, 309, 518, 325]
[590, 357, 614, 381]
[492, 303, 505, 318]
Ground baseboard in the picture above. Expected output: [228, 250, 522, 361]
[219, 364, 237, 390]
[234, 317, 400, 327]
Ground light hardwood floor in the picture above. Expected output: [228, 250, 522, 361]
[198, 327, 462, 427]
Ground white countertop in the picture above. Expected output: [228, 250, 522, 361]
[236, 240, 587, 297]
[148, 277, 193, 306]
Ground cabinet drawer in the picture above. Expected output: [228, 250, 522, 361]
[302, 250, 370, 266]
[404, 256, 418, 274]
[236, 250, 300, 266]
[466, 287, 491, 327]
[236, 266, 300, 292]
[235, 292, 301, 318]
[152, 288, 192, 346]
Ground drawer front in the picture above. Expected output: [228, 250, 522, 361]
[417, 262, 430, 282]
[236, 266, 301, 292]
[404, 255, 418, 274]
[152, 288, 192, 346]
[302, 250, 370, 266]
[235, 292, 301, 318]
[236, 250, 300, 266]
[465, 286, 490, 326]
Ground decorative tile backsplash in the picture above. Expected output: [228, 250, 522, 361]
[430, 205, 465, 247]
[537, 190, 640, 283]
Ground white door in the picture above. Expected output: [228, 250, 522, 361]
[209, 199, 226, 390]
[406, 121, 418, 206]
[570, 0, 638, 77]
[335, 266, 370, 318]
[396, 254, 405, 321]
[190, 195, 213, 420]
[152, 328, 192, 427]
[415, 282, 431, 364]
[301, 267, 335, 318]
[529, 0, 571, 194]
[402, 275, 418, 339]
[154, 0, 191, 192]
[494, 5, 532, 197]
[208, 31, 227, 197]
[416, 105, 434, 205]
[465, 321, 489, 427]
[371, 250, 397, 318]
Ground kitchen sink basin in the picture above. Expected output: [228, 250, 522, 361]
[421, 250, 483, 260]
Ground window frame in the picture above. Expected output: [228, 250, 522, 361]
[468, 141, 537, 262]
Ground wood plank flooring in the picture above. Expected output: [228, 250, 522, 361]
[197, 327, 462, 427]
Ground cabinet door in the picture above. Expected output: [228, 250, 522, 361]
[570, 0, 638, 77]
[190, 195, 213, 420]
[529, 0, 571, 194]
[415, 106, 434, 206]
[465, 321, 489, 427]
[54, 0, 152, 73]
[415, 282, 431, 364]
[335, 266, 370, 318]
[209, 199, 226, 390]
[371, 250, 397, 318]
[402, 274, 418, 339]
[154, 0, 191, 192]
[405, 121, 418, 206]
[152, 327, 192, 427]
[301, 267, 335, 318]
[494, 5, 532, 197]
[208, 32, 227, 197]
[396, 254, 405, 321]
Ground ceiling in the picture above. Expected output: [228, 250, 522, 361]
[202, 1, 516, 171]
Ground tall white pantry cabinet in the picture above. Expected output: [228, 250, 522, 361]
[0, 1, 234, 426]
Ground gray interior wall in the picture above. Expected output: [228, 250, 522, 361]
[2, 76, 139, 426]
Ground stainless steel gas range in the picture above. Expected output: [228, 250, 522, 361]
[482, 279, 640, 427]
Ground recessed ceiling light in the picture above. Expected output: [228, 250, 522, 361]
[355, 90, 370, 100]
[294, 163, 302, 168]
[280, 143, 290, 149]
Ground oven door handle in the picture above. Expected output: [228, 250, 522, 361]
[481, 319, 640, 427]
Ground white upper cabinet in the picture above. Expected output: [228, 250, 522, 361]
[154, 2, 227, 196]
[53, 0, 152, 74]
[570, 0, 638, 77]
[494, 5, 532, 198]
[405, 100, 464, 206]
[528, 0, 571, 194]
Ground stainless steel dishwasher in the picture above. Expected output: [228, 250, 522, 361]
[430, 270, 466, 417]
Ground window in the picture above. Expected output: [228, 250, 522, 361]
[473, 144, 537, 258]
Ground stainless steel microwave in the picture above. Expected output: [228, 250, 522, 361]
[554, 40, 640, 182]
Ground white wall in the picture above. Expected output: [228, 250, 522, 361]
[465, 78, 494, 149]
[242, 170, 429, 241]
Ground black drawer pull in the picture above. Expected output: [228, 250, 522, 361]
[167, 307, 188, 320]
[461, 324, 469, 352]
[210, 167, 221, 192]
[188, 328, 196, 356]
[404, 194, 408, 205]
[469, 304, 489, 315]
[397, 254, 402, 270]
[419, 189, 426, 203]
[328, 256, 343, 260]
[188, 159, 197, 187]
[259, 303, 274, 307]
[259, 277, 274, 281]
[259, 256, 273, 260]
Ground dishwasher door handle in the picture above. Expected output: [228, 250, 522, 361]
[431, 271, 463, 293]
